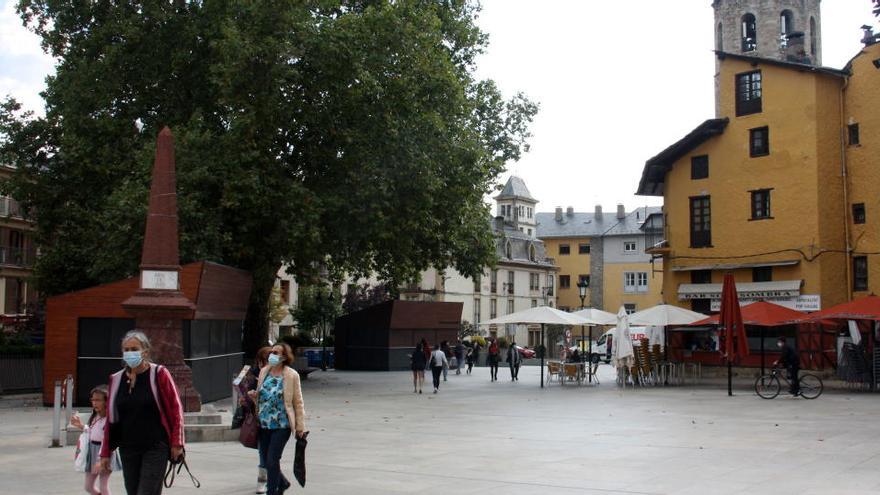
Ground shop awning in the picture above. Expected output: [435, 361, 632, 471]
[671, 260, 799, 272]
[678, 280, 802, 300]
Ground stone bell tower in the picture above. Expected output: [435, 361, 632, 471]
[712, 0, 822, 65]
[712, 0, 822, 116]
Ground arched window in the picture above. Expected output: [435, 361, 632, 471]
[505, 240, 512, 259]
[716, 22, 724, 51]
[528, 243, 537, 262]
[742, 13, 757, 52]
[780, 10, 794, 47]
[809, 17, 817, 56]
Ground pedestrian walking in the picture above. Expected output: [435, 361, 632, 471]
[430, 344, 449, 393]
[507, 341, 522, 381]
[465, 345, 475, 375]
[248, 343, 306, 495]
[411, 342, 427, 394]
[487, 338, 500, 382]
[99, 330, 185, 495]
[441, 341, 451, 381]
[71, 385, 114, 495]
[454, 340, 465, 375]
[239, 346, 273, 494]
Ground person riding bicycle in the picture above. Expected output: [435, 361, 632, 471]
[772, 336, 799, 396]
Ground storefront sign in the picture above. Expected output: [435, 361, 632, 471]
[710, 294, 821, 312]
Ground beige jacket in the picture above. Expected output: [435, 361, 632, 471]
[256, 365, 305, 432]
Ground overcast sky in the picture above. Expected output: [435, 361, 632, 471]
[1, 1, 876, 214]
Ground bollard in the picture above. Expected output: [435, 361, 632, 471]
[64, 375, 74, 428]
[50, 380, 62, 448]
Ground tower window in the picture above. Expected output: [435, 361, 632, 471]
[559, 244, 570, 255]
[742, 13, 757, 52]
[716, 22, 723, 51]
[735, 71, 762, 116]
[848, 124, 860, 146]
[780, 10, 794, 44]
[750, 126, 770, 157]
[691, 155, 709, 180]
[690, 196, 711, 248]
[750, 189, 772, 220]
[853, 256, 868, 292]
[853, 203, 866, 224]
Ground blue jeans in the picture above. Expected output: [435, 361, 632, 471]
[258, 428, 291, 495]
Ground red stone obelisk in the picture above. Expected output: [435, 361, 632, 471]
[123, 127, 201, 412]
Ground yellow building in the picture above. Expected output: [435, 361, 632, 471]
[537, 205, 663, 314]
[637, 21, 880, 312]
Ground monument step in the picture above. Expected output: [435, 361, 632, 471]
[184, 423, 239, 443]
[184, 412, 224, 425]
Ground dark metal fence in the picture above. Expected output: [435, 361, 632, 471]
[0, 354, 43, 393]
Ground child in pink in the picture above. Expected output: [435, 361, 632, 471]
[71, 385, 112, 495]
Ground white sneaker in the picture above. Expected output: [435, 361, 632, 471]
[256, 482, 267, 494]
[256, 467, 267, 494]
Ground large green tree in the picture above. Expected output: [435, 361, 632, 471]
[0, 0, 536, 355]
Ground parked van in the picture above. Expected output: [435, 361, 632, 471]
[589, 327, 648, 363]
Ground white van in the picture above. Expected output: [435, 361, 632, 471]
[588, 327, 648, 363]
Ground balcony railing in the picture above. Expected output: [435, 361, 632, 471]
[0, 246, 35, 268]
[0, 197, 27, 220]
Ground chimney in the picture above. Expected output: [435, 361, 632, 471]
[494, 215, 505, 231]
[555, 207, 563, 222]
[594, 205, 602, 220]
[616, 204, 626, 220]
[861, 25, 880, 47]
[566, 206, 574, 217]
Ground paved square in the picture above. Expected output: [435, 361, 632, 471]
[2, 365, 879, 494]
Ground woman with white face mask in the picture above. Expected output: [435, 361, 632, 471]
[247, 343, 306, 495]
[99, 330, 185, 495]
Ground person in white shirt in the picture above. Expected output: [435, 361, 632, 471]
[429, 345, 449, 393]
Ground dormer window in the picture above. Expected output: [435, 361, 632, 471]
[505, 240, 512, 259]
[528, 243, 537, 262]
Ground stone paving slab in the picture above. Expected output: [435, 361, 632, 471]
[1, 365, 879, 494]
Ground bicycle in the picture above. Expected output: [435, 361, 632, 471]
[754, 366, 823, 399]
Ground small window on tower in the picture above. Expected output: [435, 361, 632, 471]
[691, 155, 709, 180]
[853, 203, 866, 224]
[848, 124, 860, 146]
[742, 13, 757, 52]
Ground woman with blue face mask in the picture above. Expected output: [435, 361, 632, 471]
[247, 343, 306, 495]
[99, 330, 185, 495]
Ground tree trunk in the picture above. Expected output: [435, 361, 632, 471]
[242, 264, 279, 358]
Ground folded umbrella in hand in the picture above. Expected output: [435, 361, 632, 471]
[293, 431, 309, 487]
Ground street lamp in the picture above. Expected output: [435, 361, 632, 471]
[576, 279, 587, 362]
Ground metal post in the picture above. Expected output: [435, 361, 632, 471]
[64, 375, 74, 427]
[540, 323, 545, 389]
[51, 380, 62, 448]
[760, 326, 765, 381]
[588, 326, 593, 384]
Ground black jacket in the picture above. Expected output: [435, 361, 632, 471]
[779, 344, 799, 368]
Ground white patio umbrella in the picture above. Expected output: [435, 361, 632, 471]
[612, 307, 635, 370]
[571, 307, 617, 325]
[480, 306, 590, 388]
[627, 304, 707, 326]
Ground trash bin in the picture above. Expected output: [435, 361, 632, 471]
[305, 350, 321, 367]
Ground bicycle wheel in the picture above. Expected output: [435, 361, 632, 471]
[755, 374, 780, 399]
[798, 374, 823, 399]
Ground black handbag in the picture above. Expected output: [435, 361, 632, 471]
[293, 431, 309, 487]
[231, 405, 245, 429]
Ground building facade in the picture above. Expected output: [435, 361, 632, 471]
[400, 177, 558, 348]
[0, 165, 37, 318]
[537, 205, 663, 314]
[637, 2, 880, 313]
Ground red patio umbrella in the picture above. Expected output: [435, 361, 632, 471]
[718, 273, 749, 396]
[796, 294, 880, 322]
[693, 301, 805, 327]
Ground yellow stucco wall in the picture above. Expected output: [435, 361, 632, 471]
[845, 43, 880, 297]
[603, 262, 664, 313]
[540, 237, 590, 310]
[660, 56, 848, 310]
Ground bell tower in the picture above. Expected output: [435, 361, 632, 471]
[713, 0, 822, 65]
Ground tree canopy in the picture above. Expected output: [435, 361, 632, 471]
[0, 0, 536, 354]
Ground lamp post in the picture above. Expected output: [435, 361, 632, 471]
[577, 280, 590, 382]
[316, 290, 334, 371]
